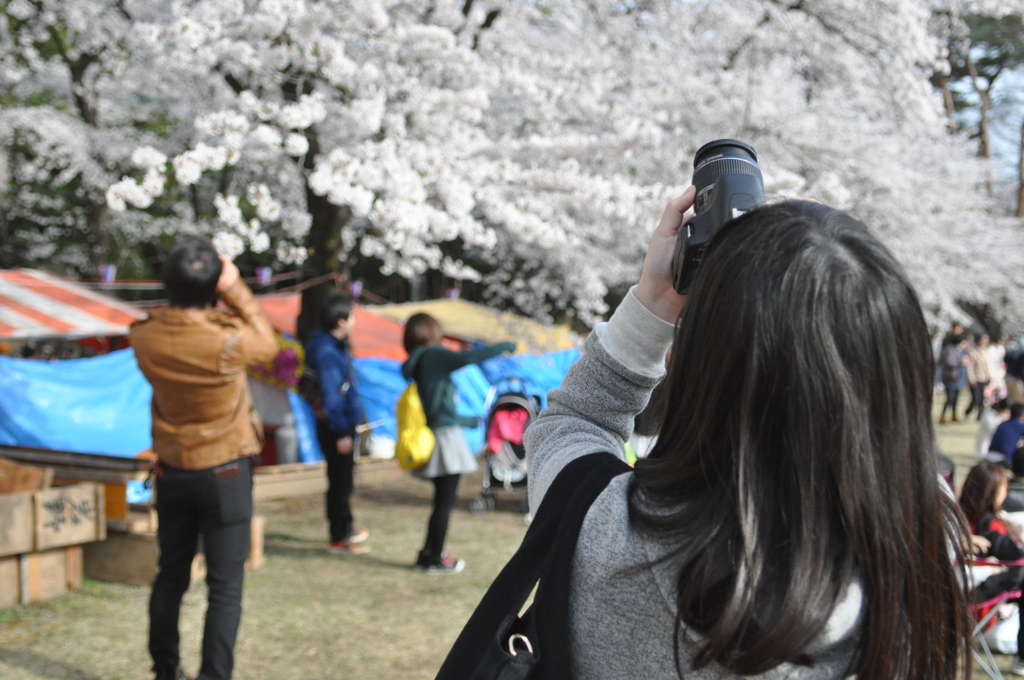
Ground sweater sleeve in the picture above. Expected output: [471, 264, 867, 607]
[524, 288, 675, 513]
[429, 341, 516, 374]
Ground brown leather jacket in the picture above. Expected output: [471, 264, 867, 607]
[130, 278, 278, 470]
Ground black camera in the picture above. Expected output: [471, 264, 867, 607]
[671, 139, 765, 294]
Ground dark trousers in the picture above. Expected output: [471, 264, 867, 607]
[420, 474, 460, 563]
[150, 458, 252, 680]
[966, 380, 990, 419]
[942, 385, 960, 418]
[317, 421, 355, 542]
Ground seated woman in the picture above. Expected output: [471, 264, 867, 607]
[525, 191, 972, 679]
[960, 462, 1024, 646]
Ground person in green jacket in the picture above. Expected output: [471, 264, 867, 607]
[401, 313, 515, 574]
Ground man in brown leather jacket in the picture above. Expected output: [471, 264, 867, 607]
[131, 237, 277, 680]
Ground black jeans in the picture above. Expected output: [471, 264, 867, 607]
[942, 385, 960, 418]
[419, 474, 460, 564]
[317, 421, 355, 542]
[150, 458, 252, 680]
[966, 380, 989, 419]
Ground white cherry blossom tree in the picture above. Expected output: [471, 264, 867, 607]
[4, 0, 1023, 330]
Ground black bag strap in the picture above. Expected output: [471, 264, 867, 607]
[529, 454, 631, 678]
[435, 451, 631, 680]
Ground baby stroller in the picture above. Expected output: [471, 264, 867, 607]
[468, 378, 542, 519]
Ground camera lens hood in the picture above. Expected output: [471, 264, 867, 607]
[693, 139, 758, 167]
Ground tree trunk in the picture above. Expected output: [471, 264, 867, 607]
[297, 188, 350, 344]
[86, 199, 108, 273]
[1017, 116, 1024, 218]
[296, 123, 351, 344]
[966, 50, 994, 196]
[936, 72, 957, 129]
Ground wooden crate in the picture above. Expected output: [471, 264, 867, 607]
[51, 467, 154, 533]
[83, 515, 266, 586]
[253, 462, 327, 500]
[0, 546, 83, 607]
[0, 483, 106, 559]
[0, 456, 53, 494]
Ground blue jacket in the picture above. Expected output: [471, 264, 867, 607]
[991, 418, 1024, 463]
[305, 328, 363, 436]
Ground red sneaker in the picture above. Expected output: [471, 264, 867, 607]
[328, 539, 370, 555]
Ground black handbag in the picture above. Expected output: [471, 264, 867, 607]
[435, 452, 631, 680]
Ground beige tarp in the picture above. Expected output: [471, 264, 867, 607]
[368, 299, 576, 354]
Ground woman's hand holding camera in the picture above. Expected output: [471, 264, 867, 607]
[634, 186, 695, 323]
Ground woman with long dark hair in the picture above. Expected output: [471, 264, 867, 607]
[525, 191, 972, 678]
[959, 461, 1024, 675]
[402, 313, 514, 574]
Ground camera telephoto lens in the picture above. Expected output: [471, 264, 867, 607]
[671, 139, 765, 294]
[691, 139, 761, 216]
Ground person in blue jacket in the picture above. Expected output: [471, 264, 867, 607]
[304, 294, 369, 555]
[991, 402, 1024, 466]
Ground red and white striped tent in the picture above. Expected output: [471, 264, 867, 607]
[0, 269, 145, 339]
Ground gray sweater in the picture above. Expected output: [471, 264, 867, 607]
[524, 289, 862, 680]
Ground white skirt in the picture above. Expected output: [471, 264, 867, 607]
[413, 425, 479, 479]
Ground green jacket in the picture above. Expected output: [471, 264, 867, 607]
[401, 342, 516, 429]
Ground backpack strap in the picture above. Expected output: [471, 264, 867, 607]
[435, 452, 630, 680]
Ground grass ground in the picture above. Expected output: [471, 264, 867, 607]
[0, 465, 530, 680]
[0, 395, 1009, 679]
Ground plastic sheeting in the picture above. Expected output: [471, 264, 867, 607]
[0, 345, 582, 461]
[288, 391, 325, 463]
[351, 348, 581, 454]
[477, 349, 581, 406]
[369, 298, 577, 353]
[0, 349, 152, 456]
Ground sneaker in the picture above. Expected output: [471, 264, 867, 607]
[1010, 658, 1024, 677]
[328, 539, 370, 555]
[347, 528, 370, 544]
[415, 553, 465, 575]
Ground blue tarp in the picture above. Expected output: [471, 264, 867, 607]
[0, 346, 582, 459]
[289, 390, 325, 463]
[352, 348, 581, 452]
[0, 350, 152, 456]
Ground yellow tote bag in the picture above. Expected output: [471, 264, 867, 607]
[395, 382, 435, 470]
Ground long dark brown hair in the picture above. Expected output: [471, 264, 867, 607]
[628, 201, 971, 678]
[959, 461, 1007, 527]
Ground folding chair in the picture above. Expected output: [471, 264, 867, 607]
[967, 557, 1024, 680]
[970, 588, 1021, 680]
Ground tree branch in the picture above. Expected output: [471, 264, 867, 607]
[724, 12, 771, 71]
[472, 10, 500, 50]
[45, 25, 102, 126]
[767, 0, 881, 60]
